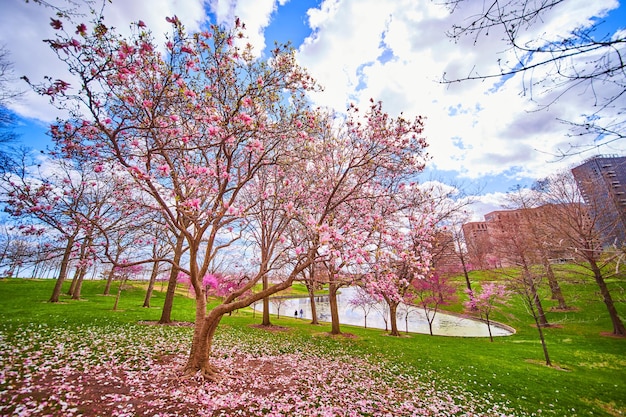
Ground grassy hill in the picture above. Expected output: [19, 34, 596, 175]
[0, 269, 624, 416]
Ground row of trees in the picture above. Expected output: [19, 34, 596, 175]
[0, 14, 444, 379]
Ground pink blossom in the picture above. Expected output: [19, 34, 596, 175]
[239, 113, 253, 126]
[184, 198, 201, 210]
[246, 138, 264, 153]
[157, 164, 170, 176]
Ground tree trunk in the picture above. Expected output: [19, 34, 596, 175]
[530, 281, 549, 327]
[71, 266, 87, 300]
[49, 237, 74, 303]
[159, 235, 184, 324]
[68, 237, 92, 298]
[328, 282, 341, 335]
[103, 267, 115, 296]
[523, 266, 548, 327]
[143, 261, 160, 308]
[530, 302, 552, 366]
[261, 274, 271, 326]
[590, 261, 626, 336]
[405, 312, 409, 334]
[486, 315, 494, 342]
[543, 259, 568, 309]
[104, 250, 123, 294]
[306, 281, 319, 325]
[183, 294, 223, 379]
[159, 267, 179, 324]
[388, 301, 400, 336]
[113, 276, 126, 311]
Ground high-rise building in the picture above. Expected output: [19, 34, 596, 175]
[571, 155, 626, 247]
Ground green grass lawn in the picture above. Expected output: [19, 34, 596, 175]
[1, 271, 624, 416]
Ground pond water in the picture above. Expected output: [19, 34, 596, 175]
[254, 286, 514, 337]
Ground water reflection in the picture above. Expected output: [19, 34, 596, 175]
[255, 286, 513, 337]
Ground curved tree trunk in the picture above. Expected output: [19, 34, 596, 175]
[590, 261, 626, 336]
[143, 261, 160, 308]
[522, 265, 548, 327]
[530, 282, 548, 327]
[183, 292, 219, 379]
[328, 281, 341, 335]
[388, 301, 400, 336]
[67, 268, 79, 297]
[159, 267, 179, 324]
[183, 261, 308, 379]
[113, 276, 127, 311]
[530, 302, 552, 366]
[543, 259, 568, 309]
[103, 267, 115, 296]
[49, 237, 74, 303]
[71, 266, 87, 300]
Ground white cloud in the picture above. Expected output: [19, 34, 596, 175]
[296, 0, 625, 191]
[207, 0, 280, 56]
[1, 0, 207, 122]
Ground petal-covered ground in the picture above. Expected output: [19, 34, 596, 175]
[0, 323, 523, 416]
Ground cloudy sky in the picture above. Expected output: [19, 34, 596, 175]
[1, 0, 625, 219]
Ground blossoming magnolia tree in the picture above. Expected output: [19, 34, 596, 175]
[465, 282, 509, 342]
[366, 186, 436, 336]
[33, 12, 429, 379]
[290, 106, 429, 335]
[1, 155, 133, 302]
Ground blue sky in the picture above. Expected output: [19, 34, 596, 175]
[2, 0, 625, 219]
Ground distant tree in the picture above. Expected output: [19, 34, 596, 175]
[270, 297, 289, 320]
[504, 186, 569, 310]
[503, 264, 553, 366]
[396, 302, 419, 334]
[488, 207, 550, 327]
[442, 0, 626, 156]
[112, 262, 143, 311]
[538, 171, 626, 336]
[372, 300, 390, 332]
[448, 215, 474, 292]
[142, 226, 173, 308]
[418, 180, 478, 280]
[465, 282, 509, 342]
[1, 154, 101, 302]
[411, 272, 458, 336]
[298, 262, 324, 325]
[349, 286, 378, 329]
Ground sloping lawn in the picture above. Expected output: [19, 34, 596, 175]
[0, 273, 624, 416]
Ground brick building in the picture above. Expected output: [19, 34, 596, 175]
[463, 205, 574, 269]
[571, 155, 626, 247]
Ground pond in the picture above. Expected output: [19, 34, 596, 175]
[254, 286, 514, 337]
